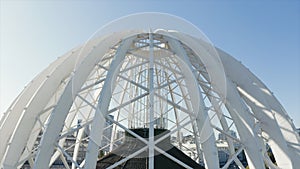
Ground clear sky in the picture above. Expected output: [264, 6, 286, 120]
[0, 0, 299, 127]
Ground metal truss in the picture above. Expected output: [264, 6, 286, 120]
[0, 29, 299, 169]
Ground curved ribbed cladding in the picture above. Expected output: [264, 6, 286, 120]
[96, 128, 204, 169]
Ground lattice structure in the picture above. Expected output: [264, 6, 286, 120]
[0, 13, 299, 169]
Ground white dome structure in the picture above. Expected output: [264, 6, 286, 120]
[0, 13, 299, 169]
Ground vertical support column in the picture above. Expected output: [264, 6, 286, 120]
[84, 36, 135, 169]
[167, 37, 219, 169]
[199, 76, 245, 168]
[148, 32, 155, 169]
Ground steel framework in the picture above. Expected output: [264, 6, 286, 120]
[0, 13, 299, 169]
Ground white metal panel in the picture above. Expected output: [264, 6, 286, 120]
[0, 50, 71, 162]
[241, 93, 293, 168]
[218, 48, 299, 168]
[225, 80, 265, 168]
[1, 49, 79, 168]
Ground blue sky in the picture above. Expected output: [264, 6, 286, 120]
[0, 0, 299, 127]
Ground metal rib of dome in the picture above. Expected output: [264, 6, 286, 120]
[0, 13, 299, 169]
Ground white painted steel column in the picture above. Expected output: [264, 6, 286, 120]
[33, 81, 75, 169]
[198, 76, 245, 168]
[48, 106, 82, 167]
[71, 128, 85, 169]
[84, 36, 135, 169]
[167, 37, 219, 169]
[148, 33, 155, 169]
[165, 56, 203, 164]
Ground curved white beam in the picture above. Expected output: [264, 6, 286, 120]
[167, 37, 219, 169]
[1, 49, 79, 168]
[218, 49, 299, 168]
[156, 30, 227, 98]
[0, 28, 298, 169]
[225, 80, 265, 168]
[33, 31, 138, 168]
[84, 36, 135, 169]
[0, 50, 71, 162]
